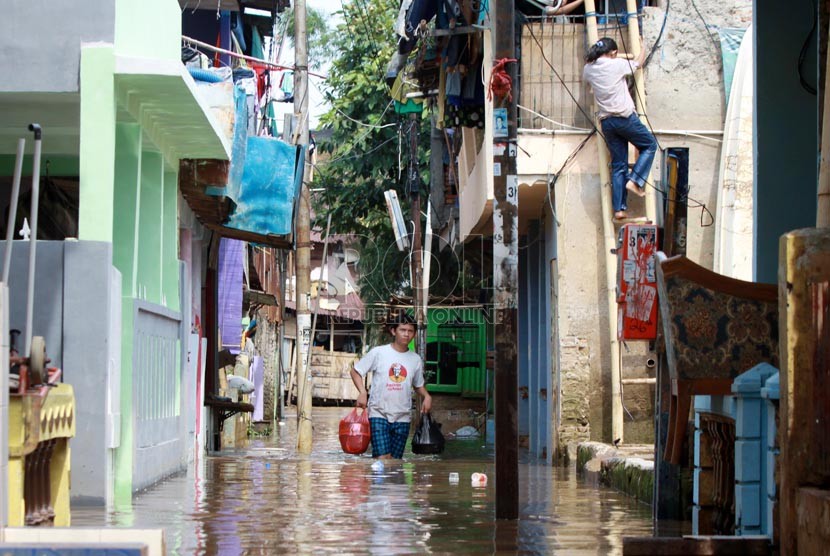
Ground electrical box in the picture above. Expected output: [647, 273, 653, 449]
[616, 223, 659, 341]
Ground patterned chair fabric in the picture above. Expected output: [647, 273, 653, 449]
[661, 275, 779, 381]
[656, 253, 778, 464]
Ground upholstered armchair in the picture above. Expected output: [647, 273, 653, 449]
[655, 253, 779, 465]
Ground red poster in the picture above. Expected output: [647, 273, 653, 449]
[617, 224, 659, 340]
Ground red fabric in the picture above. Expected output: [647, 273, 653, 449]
[339, 408, 371, 454]
[214, 31, 223, 68]
[251, 63, 270, 100]
[488, 58, 517, 102]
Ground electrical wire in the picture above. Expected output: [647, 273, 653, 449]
[688, 0, 722, 56]
[314, 134, 399, 167]
[518, 104, 592, 131]
[610, 14, 664, 152]
[546, 130, 596, 225]
[642, 0, 669, 69]
[798, 0, 818, 95]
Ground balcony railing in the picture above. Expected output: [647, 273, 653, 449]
[518, 17, 633, 131]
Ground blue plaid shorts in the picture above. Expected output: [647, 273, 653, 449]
[369, 418, 410, 459]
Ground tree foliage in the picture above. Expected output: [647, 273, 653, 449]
[279, 6, 336, 70]
[312, 0, 433, 308]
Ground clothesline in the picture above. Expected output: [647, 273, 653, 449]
[182, 35, 328, 79]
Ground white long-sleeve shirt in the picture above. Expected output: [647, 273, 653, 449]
[583, 56, 639, 119]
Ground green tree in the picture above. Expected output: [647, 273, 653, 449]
[312, 0, 431, 308]
[279, 6, 336, 70]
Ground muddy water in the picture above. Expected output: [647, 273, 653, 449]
[73, 408, 652, 554]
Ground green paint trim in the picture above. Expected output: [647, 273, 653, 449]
[162, 170, 180, 311]
[79, 45, 116, 243]
[137, 151, 162, 303]
[114, 296, 135, 504]
[0, 155, 79, 177]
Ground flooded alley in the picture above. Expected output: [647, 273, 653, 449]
[74, 408, 652, 555]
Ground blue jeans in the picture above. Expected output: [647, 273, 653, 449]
[601, 113, 657, 212]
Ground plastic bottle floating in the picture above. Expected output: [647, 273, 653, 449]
[371, 460, 385, 472]
[471, 472, 488, 487]
[449, 472, 459, 484]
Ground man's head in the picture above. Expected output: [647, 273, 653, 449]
[387, 312, 416, 347]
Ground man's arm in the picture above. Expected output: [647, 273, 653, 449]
[350, 368, 368, 408]
[415, 385, 432, 413]
[635, 39, 646, 68]
[546, 0, 584, 16]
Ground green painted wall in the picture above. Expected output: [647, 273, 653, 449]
[114, 0, 180, 63]
[113, 123, 142, 298]
[0, 156, 79, 177]
[138, 151, 163, 304]
[79, 45, 116, 243]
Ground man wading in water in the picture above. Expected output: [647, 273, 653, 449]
[350, 313, 432, 459]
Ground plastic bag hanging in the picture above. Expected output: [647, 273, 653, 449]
[339, 408, 371, 455]
[411, 412, 445, 455]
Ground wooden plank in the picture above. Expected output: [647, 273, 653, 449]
[623, 536, 771, 555]
[796, 487, 830, 556]
[779, 229, 830, 554]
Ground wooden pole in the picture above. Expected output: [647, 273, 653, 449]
[493, 0, 519, 520]
[294, 0, 313, 453]
[407, 113, 426, 358]
[584, 0, 624, 444]
[653, 149, 687, 525]
[625, 0, 657, 223]
[818, 32, 830, 227]
[778, 228, 830, 555]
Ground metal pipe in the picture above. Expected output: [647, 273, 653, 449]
[3, 139, 25, 284]
[518, 127, 724, 137]
[621, 378, 657, 385]
[24, 124, 42, 358]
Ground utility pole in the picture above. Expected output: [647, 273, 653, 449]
[294, 0, 313, 453]
[407, 113, 426, 357]
[493, 0, 519, 520]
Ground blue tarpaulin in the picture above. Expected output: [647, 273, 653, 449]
[216, 86, 304, 240]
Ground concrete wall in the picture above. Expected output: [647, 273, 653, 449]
[0, 1, 115, 93]
[0, 240, 121, 505]
[63, 241, 121, 505]
[642, 1, 753, 270]
[2, 241, 65, 368]
[251, 315, 280, 422]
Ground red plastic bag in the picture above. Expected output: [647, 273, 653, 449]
[339, 408, 371, 454]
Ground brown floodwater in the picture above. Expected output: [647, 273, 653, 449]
[73, 407, 653, 555]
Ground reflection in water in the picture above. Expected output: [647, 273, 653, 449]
[73, 408, 652, 554]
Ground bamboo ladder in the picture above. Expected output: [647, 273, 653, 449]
[583, 0, 656, 443]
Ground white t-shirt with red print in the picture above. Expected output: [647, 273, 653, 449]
[354, 344, 425, 423]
